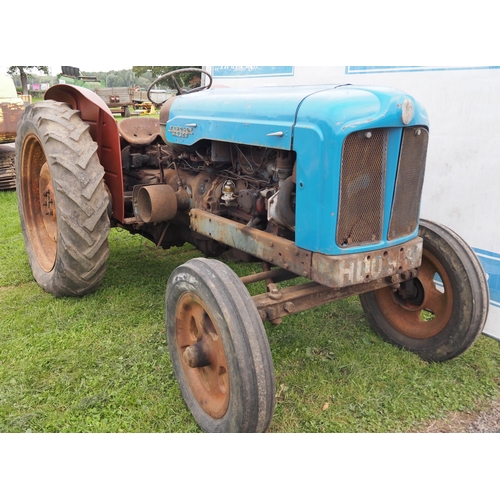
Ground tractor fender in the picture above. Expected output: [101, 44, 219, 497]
[44, 84, 124, 222]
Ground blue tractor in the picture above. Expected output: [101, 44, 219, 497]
[15, 68, 489, 432]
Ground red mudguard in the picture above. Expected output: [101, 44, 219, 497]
[45, 84, 125, 222]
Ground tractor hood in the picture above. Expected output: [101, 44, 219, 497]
[159, 84, 429, 150]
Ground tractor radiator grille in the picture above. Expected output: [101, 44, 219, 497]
[337, 129, 388, 247]
[388, 127, 428, 240]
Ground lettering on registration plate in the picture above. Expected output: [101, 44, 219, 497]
[311, 238, 423, 288]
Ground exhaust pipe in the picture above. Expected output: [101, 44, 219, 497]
[133, 184, 178, 223]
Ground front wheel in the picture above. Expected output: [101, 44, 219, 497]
[360, 219, 489, 362]
[15, 100, 110, 297]
[166, 258, 276, 432]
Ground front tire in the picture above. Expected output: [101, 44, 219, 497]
[360, 219, 489, 362]
[166, 258, 276, 432]
[15, 100, 110, 297]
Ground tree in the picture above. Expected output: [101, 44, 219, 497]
[7, 66, 49, 94]
[132, 66, 202, 89]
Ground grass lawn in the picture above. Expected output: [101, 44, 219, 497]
[1, 189, 500, 433]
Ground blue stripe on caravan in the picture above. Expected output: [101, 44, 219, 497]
[212, 66, 294, 78]
[473, 248, 500, 308]
[431, 248, 499, 309]
[345, 66, 500, 74]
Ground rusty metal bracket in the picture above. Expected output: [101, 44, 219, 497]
[190, 208, 312, 277]
[253, 271, 419, 323]
[240, 268, 298, 285]
[189, 208, 423, 289]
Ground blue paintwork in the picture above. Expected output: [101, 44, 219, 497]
[162, 85, 343, 149]
[292, 86, 428, 254]
[163, 84, 429, 256]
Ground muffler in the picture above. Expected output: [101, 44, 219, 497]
[133, 184, 178, 223]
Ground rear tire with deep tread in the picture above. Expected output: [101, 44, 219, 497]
[15, 100, 110, 297]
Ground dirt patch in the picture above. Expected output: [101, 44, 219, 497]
[419, 395, 500, 433]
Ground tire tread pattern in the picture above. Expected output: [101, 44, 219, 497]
[166, 258, 276, 433]
[16, 100, 110, 297]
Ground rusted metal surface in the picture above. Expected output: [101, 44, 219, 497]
[311, 238, 423, 288]
[190, 208, 423, 289]
[39, 162, 58, 248]
[253, 271, 419, 323]
[117, 117, 161, 146]
[190, 208, 312, 277]
[370, 246, 453, 339]
[0, 102, 24, 143]
[260, 262, 284, 325]
[175, 292, 230, 419]
[0, 147, 16, 190]
[133, 184, 177, 223]
[19, 134, 58, 272]
[240, 267, 297, 285]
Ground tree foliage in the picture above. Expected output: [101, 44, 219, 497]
[7, 66, 49, 94]
[80, 70, 138, 89]
[4, 66, 204, 93]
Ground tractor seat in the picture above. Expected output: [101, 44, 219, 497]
[118, 117, 161, 146]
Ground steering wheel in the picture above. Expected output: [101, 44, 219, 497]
[147, 68, 213, 104]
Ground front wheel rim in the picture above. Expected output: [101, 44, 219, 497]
[175, 292, 230, 419]
[374, 248, 454, 339]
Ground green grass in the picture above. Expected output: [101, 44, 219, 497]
[1, 189, 500, 433]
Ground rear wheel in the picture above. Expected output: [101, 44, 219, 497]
[15, 100, 110, 297]
[360, 219, 489, 362]
[166, 258, 275, 432]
